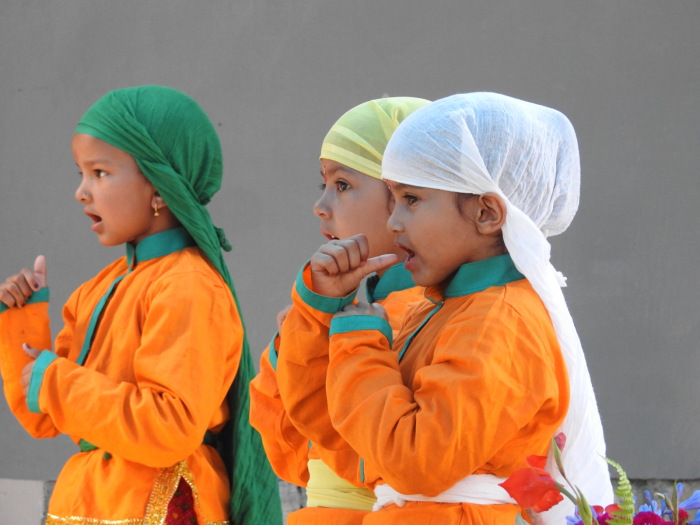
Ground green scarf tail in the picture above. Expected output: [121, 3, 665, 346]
[75, 85, 282, 525]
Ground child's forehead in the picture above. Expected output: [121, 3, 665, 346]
[385, 181, 420, 191]
[72, 133, 133, 163]
[320, 159, 365, 180]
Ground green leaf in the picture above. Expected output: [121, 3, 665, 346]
[578, 490, 594, 525]
[671, 483, 680, 525]
[605, 458, 634, 525]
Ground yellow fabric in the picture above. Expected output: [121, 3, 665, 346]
[319, 97, 430, 179]
[0, 247, 241, 523]
[324, 280, 569, 524]
[305, 459, 375, 511]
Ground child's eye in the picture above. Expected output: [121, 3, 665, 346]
[404, 194, 418, 205]
[95, 170, 108, 178]
[336, 180, 349, 192]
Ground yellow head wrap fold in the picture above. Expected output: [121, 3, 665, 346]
[320, 97, 431, 179]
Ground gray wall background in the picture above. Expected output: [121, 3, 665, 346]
[1, 1, 698, 484]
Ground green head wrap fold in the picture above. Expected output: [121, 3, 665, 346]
[75, 85, 282, 525]
[320, 96, 431, 179]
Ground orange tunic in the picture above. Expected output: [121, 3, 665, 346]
[324, 255, 570, 524]
[0, 228, 241, 524]
[250, 264, 423, 524]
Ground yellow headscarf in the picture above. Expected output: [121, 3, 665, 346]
[320, 97, 431, 179]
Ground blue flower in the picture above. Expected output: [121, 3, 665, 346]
[680, 489, 700, 512]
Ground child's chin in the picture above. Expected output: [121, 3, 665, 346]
[95, 236, 122, 247]
[408, 272, 430, 287]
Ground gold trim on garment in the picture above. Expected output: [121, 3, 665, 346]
[45, 461, 229, 525]
[143, 460, 230, 525]
[46, 518, 142, 525]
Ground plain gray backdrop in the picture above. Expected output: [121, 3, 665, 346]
[1, 1, 698, 483]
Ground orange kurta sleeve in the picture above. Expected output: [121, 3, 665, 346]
[275, 264, 425, 487]
[0, 290, 57, 438]
[250, 338, 310, 486]
[326, 283, 569, 497]
[276, 265, 357, 457]
[34, 264, 241, 468]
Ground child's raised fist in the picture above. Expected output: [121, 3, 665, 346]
[0, 255, 47, 308]
[310, 234, 397, 298]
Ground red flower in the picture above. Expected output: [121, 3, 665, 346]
[499, 455, 563, 513]
[632, 511, 670, 525]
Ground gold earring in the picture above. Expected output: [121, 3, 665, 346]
[153, 204, 160, 217]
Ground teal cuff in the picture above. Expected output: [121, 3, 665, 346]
[268, 333, 279, 371]
[330, 315, 393, 347]
[295, 263, 357, 314]
[0, 287, 49, 314]
[27, 350, 58, 413]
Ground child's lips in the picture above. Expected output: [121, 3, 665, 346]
[320, 229, 339, 241]
[396, 242, 416, 262]
[84, 211, 102, 230]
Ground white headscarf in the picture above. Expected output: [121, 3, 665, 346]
[382, 92, 612, 522]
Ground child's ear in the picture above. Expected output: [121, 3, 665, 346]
[475, 193, 507, 235]
[151, 193, 166, 211]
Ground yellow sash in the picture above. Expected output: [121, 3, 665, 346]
[305, 459, 376, 511]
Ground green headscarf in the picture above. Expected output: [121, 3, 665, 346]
[320, 96, 431, 179]
[75, 85, 282, 525]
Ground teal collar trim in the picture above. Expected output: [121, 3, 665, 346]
[366, 263, 416, 302]
[126, 227, 195, 268]
[441, 254, 525, 299]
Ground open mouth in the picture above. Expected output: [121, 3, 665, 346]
[396, 242, 415, 262]
[85, 212, 102, 229]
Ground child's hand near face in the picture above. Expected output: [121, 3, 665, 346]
[0, 255, 47, 308]
[310, 234, 398, 298]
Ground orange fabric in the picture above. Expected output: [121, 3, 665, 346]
[287, 506, 367, 525]
[0, 300, 55, 437]
[250, 266, 423, 525]
[275, 266, 424, 479]
[325, 279, 569, 524]
[0, 247, 241, 523]
[361, 500, 522, 525]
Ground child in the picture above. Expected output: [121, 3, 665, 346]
[0, 86, 280, 525]
[290, 93, 613, 524]
[249, 97, 429, 525]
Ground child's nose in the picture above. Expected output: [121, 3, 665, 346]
[387, 209, 402, 233]
[313, 194, 330, 219]
[74, 179, 89, 202]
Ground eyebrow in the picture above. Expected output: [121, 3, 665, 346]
[321, 165, 363, 178]
[386, 181, 421, 191]
[76, 158, 115, 167]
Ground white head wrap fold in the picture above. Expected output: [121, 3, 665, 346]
[381, 93, 612, 522]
